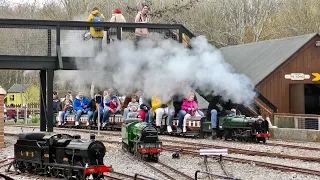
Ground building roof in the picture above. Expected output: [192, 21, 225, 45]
[219, 33, 319, 86]
[7, 84, 30, 93]
[193, 90, 209, 109]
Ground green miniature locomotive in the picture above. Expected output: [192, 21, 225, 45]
[121, 119, 163, 162]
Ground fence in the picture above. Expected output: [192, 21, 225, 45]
[5, 103, 40, 120]
[273, 113, 320, 130]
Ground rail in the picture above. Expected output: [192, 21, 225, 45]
[194, 170, 240, 180]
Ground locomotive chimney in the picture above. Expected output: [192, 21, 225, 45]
[90, 134, 95, 141]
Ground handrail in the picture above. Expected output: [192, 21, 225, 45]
[0, 18, 182, 29]
[274, 113, 320, 118]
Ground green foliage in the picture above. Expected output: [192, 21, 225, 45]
[31, 114, 40, 124]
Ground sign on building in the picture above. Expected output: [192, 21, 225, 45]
[284, 73, 310, 81]
[312, 73, 320, 82]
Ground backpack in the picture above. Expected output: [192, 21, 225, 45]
[92, 14, 104, 31]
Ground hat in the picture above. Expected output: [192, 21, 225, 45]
[114, 8, 121, 14]
[111, 96, 117, 100]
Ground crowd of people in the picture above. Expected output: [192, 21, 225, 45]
[86, 4, 149, 53]
[85, 3, 191, 54]
[53, 86, 238, 139]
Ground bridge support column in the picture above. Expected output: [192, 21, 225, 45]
[39, 70, 47, 131]
[46, 69, 54, 132]
[0, 86, 6, 149]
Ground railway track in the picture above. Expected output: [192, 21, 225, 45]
[120, 143, 192, 180]
[5, 132, 320, 164]
[105, 171, 141, 180]
[6, 124, 320, 152]
[162, 139, 320, 162]
[165, 147, 320, 177]
[140, 160, 193, 180]
[5, 171, 59, 180]
[265, 142, 320, 151]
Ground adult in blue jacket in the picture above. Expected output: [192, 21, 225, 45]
[73, 91, 90, 126]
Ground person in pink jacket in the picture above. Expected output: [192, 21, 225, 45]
[180, 92, 204, 132]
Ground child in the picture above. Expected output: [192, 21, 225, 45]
[62, 99, 73, 125]
[127, 95, 140, 119]
[139, 103, 149, 122]
[181, 92, 202, 132]
[109, 96, 120, 114]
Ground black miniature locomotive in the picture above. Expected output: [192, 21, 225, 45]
[13, 132, 113, 179]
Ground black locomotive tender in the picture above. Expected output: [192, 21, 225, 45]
[13, 132, 113, 179]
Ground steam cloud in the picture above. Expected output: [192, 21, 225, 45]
[56, 31, 256, 105]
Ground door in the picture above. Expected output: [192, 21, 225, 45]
[289, 84, 304, 114]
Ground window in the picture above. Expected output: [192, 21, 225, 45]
[9, 95, 14, 101]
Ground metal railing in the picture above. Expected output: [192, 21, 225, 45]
[273, 113, 320, 130]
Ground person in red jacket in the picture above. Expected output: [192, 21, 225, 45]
[109, 96, 120, 114]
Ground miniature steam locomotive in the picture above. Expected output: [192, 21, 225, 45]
[217, 115, 269, 143]
[121, 119, 163, 162]
[13, 132, 113, 179]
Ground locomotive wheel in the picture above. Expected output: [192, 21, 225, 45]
[262, 138, 266, 143]
[75, 161, 85, 180]
[49, 167, 59, 178]
[63, 162, 72, 179]
[16, 161, 25, 173]
[26, 163, 35, 174]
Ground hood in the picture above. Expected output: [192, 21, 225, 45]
[75, 95, 83, 100]
[114, 8, 121, 14]
[92, 10, 100, 15]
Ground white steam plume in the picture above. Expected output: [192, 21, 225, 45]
[57, 30, 256, 104]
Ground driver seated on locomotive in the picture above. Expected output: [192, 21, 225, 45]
[208, 95, 237, 139]
[180, 92, 204, 133]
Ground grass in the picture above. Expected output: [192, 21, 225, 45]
[5, 114, 40, 126]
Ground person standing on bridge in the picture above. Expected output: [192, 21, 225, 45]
[87, 7, 106, 55]
[134, 4, 149, 45]
[109, 8, 126, 42]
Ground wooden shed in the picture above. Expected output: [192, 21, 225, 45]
[220, 33, 320, 115]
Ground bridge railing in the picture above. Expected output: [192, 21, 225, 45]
[273, 113, 320, 130]
[0, 18, 192, 58]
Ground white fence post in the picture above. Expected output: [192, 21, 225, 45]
[294, 117, 298, 129]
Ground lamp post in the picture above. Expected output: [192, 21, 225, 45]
[95, 95, 103, 140]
